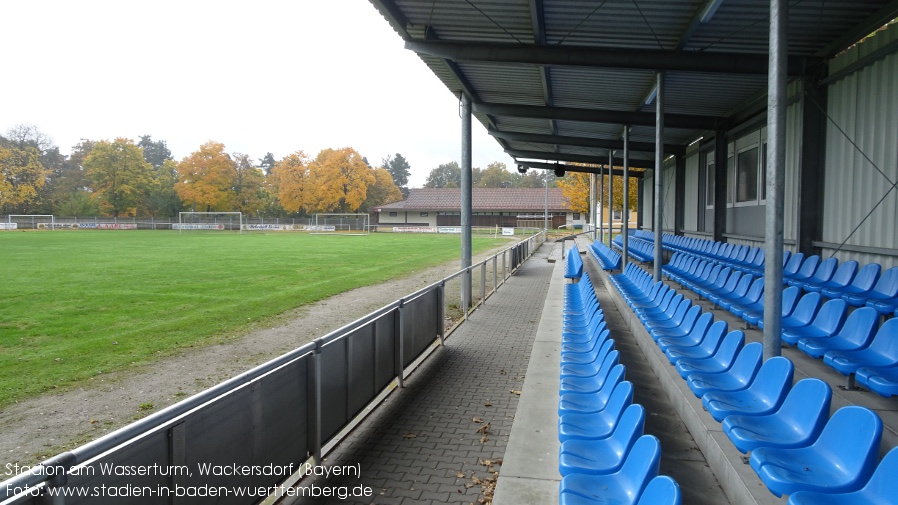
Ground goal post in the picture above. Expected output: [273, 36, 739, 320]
[175, 212, 243, 234]
[7, 215, 55, 230]
[312, 213, 370, 236]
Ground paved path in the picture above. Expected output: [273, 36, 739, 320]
[287, 243, 555, 504]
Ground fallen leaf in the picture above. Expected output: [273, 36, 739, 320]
[472, 476, 482, 485]
[476, 422, 492, 434]
[510, 390, 522, 395]
[484, 401, 493, 407]
[403, 432, 417, 439]
[480, 435, 488, 443]
[472, 417, 483, 423]
[456, 472, 466, 478]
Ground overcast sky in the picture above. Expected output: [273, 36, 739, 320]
[1, 0, 517, 188]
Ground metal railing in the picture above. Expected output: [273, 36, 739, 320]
[1, 231, 545, 505]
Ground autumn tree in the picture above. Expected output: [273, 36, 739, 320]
[306, 147, 375, 213]
[49, 140, 99, 216]
[0, 141, 49, 213]
[603, 174, 639, 213]
[558, 171, 590, 216]
[83, 138, 155, 217]
[175, 141, 238, 211]
[360, 167, 403, 212]
[145, 159, 182, 217]
[269, 151, 312, 215]
[231, 153, 266, 214]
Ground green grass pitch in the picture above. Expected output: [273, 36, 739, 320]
[0, 230, 509, 408]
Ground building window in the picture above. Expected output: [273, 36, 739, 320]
[736, 146, 759, 204]
[389, 212, 398, 217]
[573, 213, 581, 220]
[726, 154, 735, 206]
[760, 142, 768, 202]
[420, 212, 429, 217]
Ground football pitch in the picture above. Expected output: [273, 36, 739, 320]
[0, 230, 510, 408]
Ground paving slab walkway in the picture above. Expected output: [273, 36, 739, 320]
[284, 243, 555, 505]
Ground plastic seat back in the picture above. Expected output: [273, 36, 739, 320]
[827, 259, 859, 288]
[782, 286, 802, 317]
[618, 435, 662, 500]
[751, 248, 766, 268]
[791, 255, 821, 280]
[783, 252, 805, 276]
[636, 476, 681, 505]
[864, 317, 898, 363]
[788, 447, 898, 505]
[830, 307, 879, 347]
[776, 378, 832, 439]
[785, 292, 823, 326]
[808, 257, 838, 284]
[750, 356, 795, 404]
[812, 407, 882, 482]
[871, 265, 898, 298]
[849, 263, 883, 292]
[808, 298, 849, 334]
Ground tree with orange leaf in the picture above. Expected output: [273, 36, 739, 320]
[307, 147, 375, 213]
[175, 141, 237, 211]
[558, 171, 591, 216]
[268, 150, 312, 215]
[361, 167, 403, 212]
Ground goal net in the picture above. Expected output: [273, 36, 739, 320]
[7, 214, 55, 230]
[175, 212, 243, 233]
[311, 213, 370, 236]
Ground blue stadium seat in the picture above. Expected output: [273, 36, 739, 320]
[656, 312, 715, 351]
[635, 476, 681, 505]
[559, 364, 626, 415]
[686, 341, 763, 397]
[724, 278, 765, 316]
[803, 259, 857, 293]
[760, 291, 821, 331]
[561, 351, 619, 393]
[648, 305, 703, 341]
[741, 285, 801, 328]
[843, 265, 898, 307]
[561, 341, 616, 380]
[559, 381, 634, 442]
[674, 332, 746, 380]
[664, 321, 731, 364]
[784, 254, 820, 284]
[559, 435, 661, 505]
[722, 378, 831, 454]
[788, 257, 838, 290]
[782, 252, 806, 279]
[779, 298, 848, 346]
[856, 365, 898, 398]
[558, 404, 645, 476]
[797, 306, 879, 358]
[562, 331, 613, 365]
[822, 263, 881, 301]
[787, 447, 898, 505]
[702, 356, 794, 422]
[750, 406, 882, 497]
[824, 318, 898, 377]
[565, 246, 584, 280]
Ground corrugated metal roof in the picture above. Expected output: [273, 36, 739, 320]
[377, 187, 570, 211]
[370, 0, 897, 167]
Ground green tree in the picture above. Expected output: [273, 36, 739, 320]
[424, 161, 461, 188]
[145, 159, 182, 217]
[231, 153, 266, 214]
[41, 140, 96, 215]
[383, 153, 411, 196]
[83, 138, 155, 217]
[259, 152, 276, 175]
[476, 161, 512, 188]
[137, 135, 173, 169]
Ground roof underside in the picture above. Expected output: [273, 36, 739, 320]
[370, 0, 898, 169]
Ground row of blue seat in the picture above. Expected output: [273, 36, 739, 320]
[660, 232, 898, 316]
[612, 235, 654, 263]
[559, 272, 681, 505]
[589, 240, 622, 271]
[663, 252, 898, 397]
[564, 244, 584, 280]
[607, 263, 898, 503]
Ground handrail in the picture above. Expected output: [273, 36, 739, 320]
[1, 231, 545, 503]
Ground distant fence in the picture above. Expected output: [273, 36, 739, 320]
[0, 231, 546, 505]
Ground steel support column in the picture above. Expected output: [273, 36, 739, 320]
[461, 94, 473, 309]
[623, 127, 630, 267]
[763, 0, 788, 360]
[609, 150, 615, 244]
[713, 131, 728, 243]
[599, 164, 605, 245]
[653, 72, 665, 280]
[797, 77, 827, 256]
[637, 179, 644, 230]
[675, 155, 686, 236]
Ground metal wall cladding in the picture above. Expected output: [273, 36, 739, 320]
[396, 0, 534, 43]
[784, 93, 803, 243]
[823, 23, 898, 266]
[662, 163, 677, 231]
[643, 174, 654, 230]
[550, 67, 654, 111]
[652, 72, 767, 117]
[491, 116, 552, 135]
